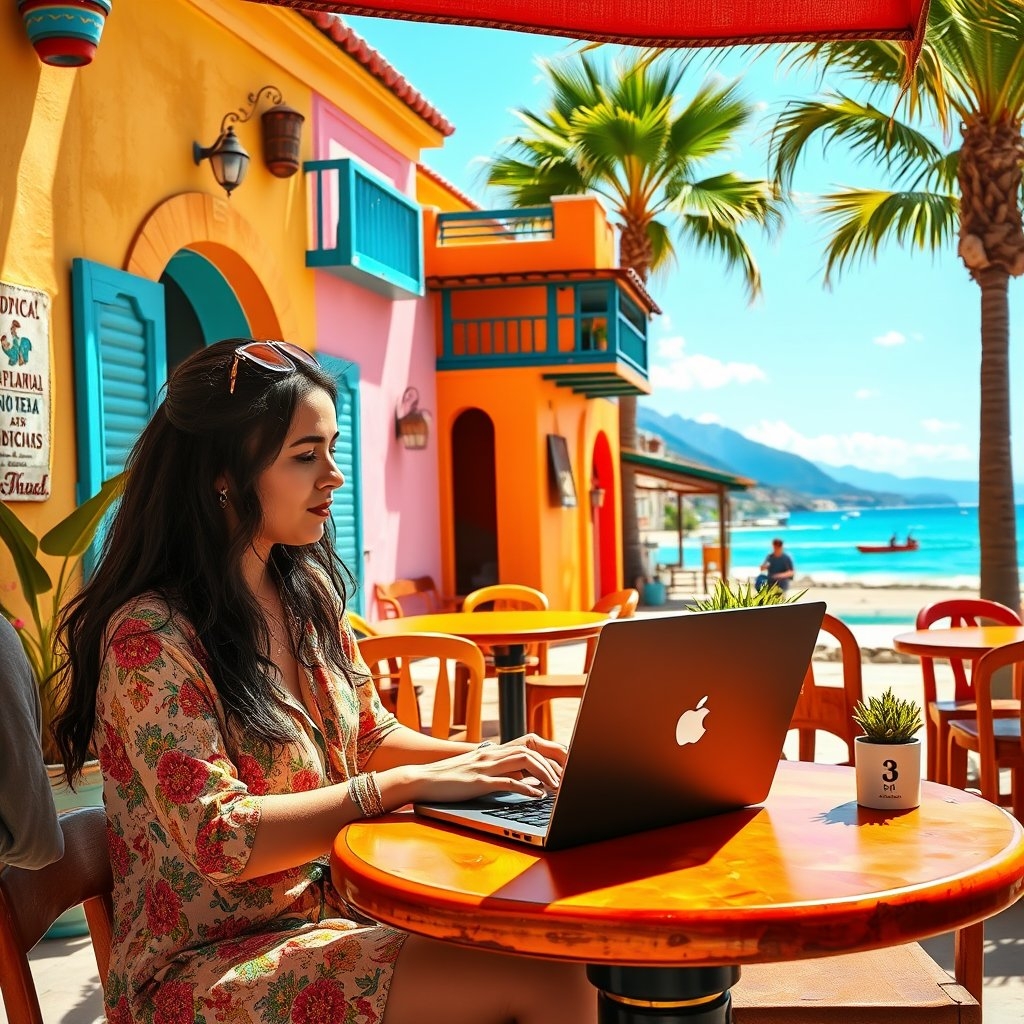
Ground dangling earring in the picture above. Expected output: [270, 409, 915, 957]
[217, 488, 228, 509]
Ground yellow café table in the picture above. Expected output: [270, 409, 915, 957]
[370, 610, 610, 742]
[332, 761, 1024, 1023]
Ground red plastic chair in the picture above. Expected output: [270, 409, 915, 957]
[915, 598, 1022, 783]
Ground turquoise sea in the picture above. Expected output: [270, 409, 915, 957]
[655, 504, 1024, 590]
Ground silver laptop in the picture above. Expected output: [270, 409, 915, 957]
[414, 601, 826, 849]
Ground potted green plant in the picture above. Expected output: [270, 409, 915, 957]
[852, 687, 924, 810]
[688, 577, 804, 610]
[0, 473, 124, 766]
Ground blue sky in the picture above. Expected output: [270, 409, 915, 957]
[348, 15, 1024, 483]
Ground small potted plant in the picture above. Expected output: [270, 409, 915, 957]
[688, 577, 804, 610]
[852, 687, 924, 810]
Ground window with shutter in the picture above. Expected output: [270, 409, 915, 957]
[71, 259, 166, 566]
[318, 354, 364, 612]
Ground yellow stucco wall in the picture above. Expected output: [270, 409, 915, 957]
[1, 0, 446, 608]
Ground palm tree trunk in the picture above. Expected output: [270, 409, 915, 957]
[976, 267, 1020, 613]
[618, 394, 647, 587]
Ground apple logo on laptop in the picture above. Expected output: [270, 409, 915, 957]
[675, 695, 710, 746]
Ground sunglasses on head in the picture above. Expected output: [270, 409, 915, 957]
[228, 341, 320, 395]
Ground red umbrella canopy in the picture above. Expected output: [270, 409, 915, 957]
[244, 1, 930, 59]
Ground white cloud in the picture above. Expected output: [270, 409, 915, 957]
[921, 417, 960, 433]
[854, 388, 879, 400]
[743, 419, 973, 474]
[873, 330, 907, 347]
[695, 412, 722, 424]
[651, 335, 766, 391]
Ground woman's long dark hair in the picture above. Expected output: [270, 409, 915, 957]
[53, 338, 355, 783]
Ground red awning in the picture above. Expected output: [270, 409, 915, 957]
[245, 1, 930, 62]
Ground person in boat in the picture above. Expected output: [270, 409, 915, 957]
[755, 537, 795, 592]
[890, 533, 898, 547]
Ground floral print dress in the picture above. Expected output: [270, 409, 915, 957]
[95, 595, 406, 1024]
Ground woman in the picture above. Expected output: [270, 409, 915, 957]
[53, 338, 593, 1024]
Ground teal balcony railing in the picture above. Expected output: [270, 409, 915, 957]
[306, 158, 423, 298]
[436, 207, 554, 244]
[438, 281, 649, 396]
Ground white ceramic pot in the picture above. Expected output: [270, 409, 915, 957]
[854, 737, 922, 810]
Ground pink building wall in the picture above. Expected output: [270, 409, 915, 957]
[311, 96, 442, 610]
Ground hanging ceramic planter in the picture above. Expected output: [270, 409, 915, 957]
[18, 0, 112, 68]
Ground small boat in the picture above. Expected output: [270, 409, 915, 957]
[856, 538, 920, 554]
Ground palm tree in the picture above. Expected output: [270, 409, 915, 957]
[485, 52, 780, 588]
[769, 0, 1024, 611]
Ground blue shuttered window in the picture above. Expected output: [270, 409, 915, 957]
[71, 260, 166, 564]
[318, 355, 364, 613]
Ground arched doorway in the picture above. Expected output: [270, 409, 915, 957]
[591, 430, 616, 599]
[451, 408, 498, 595]
[161, 249, 250, 370]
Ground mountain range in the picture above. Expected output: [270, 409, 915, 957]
[635, 406, 982, 507]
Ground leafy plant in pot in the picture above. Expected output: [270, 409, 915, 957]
[0, 473, 124, 769]
[688, 577, 805, 610]
[852, 687, 924, 810]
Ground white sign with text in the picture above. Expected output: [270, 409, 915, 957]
[0, 280, 51, 500]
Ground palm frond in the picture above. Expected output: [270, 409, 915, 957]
[667, 79, 756, 165]
[770, 96, 947, 193]
[676, 211, 765, 303]
[815, 188, 959, 285]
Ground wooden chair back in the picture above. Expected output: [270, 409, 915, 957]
[949, 637, 1024, 815]
[461, 584, 549, 613]
[373, 576, 454, 619]
[0, 807, 113, 1024]
[916, 597, 1021, 703]
[788, 613, 863, 765]
[357, 633, 487, 743]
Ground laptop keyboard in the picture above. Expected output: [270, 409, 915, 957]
[481, 796, 555, 827]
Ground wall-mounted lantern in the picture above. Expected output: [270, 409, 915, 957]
[589, 482, 606, 510]
[395, 387, 431, 450]
[193, 85, 304, 197]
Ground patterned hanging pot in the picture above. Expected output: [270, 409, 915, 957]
[18, 0, 112, 68]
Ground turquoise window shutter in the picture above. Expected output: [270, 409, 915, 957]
[71, 260, 166, 565]
[318, 354, 364, 613]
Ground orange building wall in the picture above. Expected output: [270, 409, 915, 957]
[436, 367, 620, 609]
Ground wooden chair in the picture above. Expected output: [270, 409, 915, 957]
[787, 613, 863, 765]
[916, 597, 1022, 784]
[463, 583, 551, 676]
[524, 588, 639, 740]
[0, 807, 114, 1024]
[734, 620, 983, 1022]
[373, 576, 458, 620]
[947, 637, 1024, 820]
[357, 633, 487, 743]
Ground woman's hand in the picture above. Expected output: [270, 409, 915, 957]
[380, 734, 567, 807]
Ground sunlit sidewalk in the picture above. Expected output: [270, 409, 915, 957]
[7, 634, 1024, 1023]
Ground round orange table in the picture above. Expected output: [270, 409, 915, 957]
[893, 625, 1024, 660]
[332, 760, 1024, 1023]
[371, 610, 609, 741]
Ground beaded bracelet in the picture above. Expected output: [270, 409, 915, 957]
[349, 771, 386, 818]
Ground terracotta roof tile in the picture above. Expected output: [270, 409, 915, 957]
[301, 12, 455, 136]
[416, 163, 480, 210]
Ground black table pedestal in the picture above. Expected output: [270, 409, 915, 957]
[588, 965, 740, 1024]
[492, 642, 527, 742]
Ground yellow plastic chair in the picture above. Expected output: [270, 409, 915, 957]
[462, 583, 551, 680]
[525, 588, 639, 739]
[345, 610, 377, 639]
[357, 633, 486, 743]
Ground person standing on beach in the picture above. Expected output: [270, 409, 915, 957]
[756, 538, 795, 592]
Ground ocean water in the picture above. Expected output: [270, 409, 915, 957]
[655, 504, 1024, 590]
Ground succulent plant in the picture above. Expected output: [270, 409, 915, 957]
[853, 687, 923, 744]
[688, 577, 805, 611]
